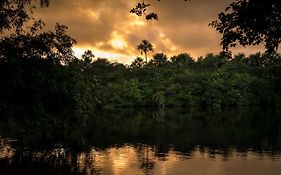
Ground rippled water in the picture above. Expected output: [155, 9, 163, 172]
[1, 143, 281, 175]
[73, 146, 281, 175]
[0, 108, 281, 174]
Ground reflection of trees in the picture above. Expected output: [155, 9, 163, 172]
[0, 138, 16, 159]
[0, 145, 79, 175]
[137, 144, 155, 173]
[1, 108, 281, 155]
[76, 151, 102, 175]
[1, 139, 281, 174]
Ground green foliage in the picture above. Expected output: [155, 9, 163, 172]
[1, 46, 279, 120]
[130, 57, 145, 69]
[107, 79, 143, 107]
[197, 53, 228, 69]
[1, 0, 280, 120]
[149, 53, 169, 66]
[171, 53, 195, 68]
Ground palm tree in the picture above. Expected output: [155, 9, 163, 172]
[137, 40, 154, 63]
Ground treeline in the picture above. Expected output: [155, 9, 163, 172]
[1, 0, 281, 120]
[1, 38, 281, 120]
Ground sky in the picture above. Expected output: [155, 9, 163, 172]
[33, 0, 267, 64]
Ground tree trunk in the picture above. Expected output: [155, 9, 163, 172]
[145, 52, 147, 63]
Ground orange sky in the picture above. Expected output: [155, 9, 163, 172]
[33, 0, 269, 64]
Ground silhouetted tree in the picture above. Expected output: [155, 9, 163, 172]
[131, 0, 191, 20]
[137, 40, 154, 63]
[82, 50, 95, 63]
[210, 0, 281, 53]
[171, 53, 194, 68]
[150, 53, 168, 66]
[0, 0, 280, 115]
[0, 22, 76, 63]
[232, 53, 246, 65]
[197, 53, 227, 69]
[0, 0, 49, 33]
[131, 57, 145, 68]
[130, 1, 158, 20]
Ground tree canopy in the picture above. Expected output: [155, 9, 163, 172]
[0, 0, 49, 33]
[130, 0, 190, 20]
[137, 40, 154, 63]
[210, 0, 281, 53]
[1, 0, 281, 119]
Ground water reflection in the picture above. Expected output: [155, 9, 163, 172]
[0, 108, 281, 174]
[0, 139, 16, 159]
[1, 142, 281, 175]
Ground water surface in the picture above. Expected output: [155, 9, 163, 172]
[0, 108, 280, 174]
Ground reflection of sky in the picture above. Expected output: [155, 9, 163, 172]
[0, 139, 15, 159]
[76, 145, 281, 175]
[1, 140, 281, 175]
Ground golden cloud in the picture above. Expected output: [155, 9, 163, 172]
[33, 0, 269, 63]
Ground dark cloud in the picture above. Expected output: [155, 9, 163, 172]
[32, 0, 266, 62]
[34, 0, 132, 49]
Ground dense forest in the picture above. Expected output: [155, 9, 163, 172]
[1, 0, 281, 121]
[1, 43, 281, 120]
[1, 2, 281, 175]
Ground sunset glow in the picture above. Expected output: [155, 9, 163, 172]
[33, 0, 271, 63]
[73, 47, 135, 64]
[2, 1, 281, 175]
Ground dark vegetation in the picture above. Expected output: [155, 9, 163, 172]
[1, 40, 281, 120]
[1, 0, 281, 121]
[210, 0, 281, 53]
[1, 108, 281, 175]
[1, 1, 281, 173]
[1, 108, 280, 151]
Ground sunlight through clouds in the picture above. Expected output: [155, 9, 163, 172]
[34, 0, 267, 63]
[73, 47, 135, 64]
[110, 32, 128, 50]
